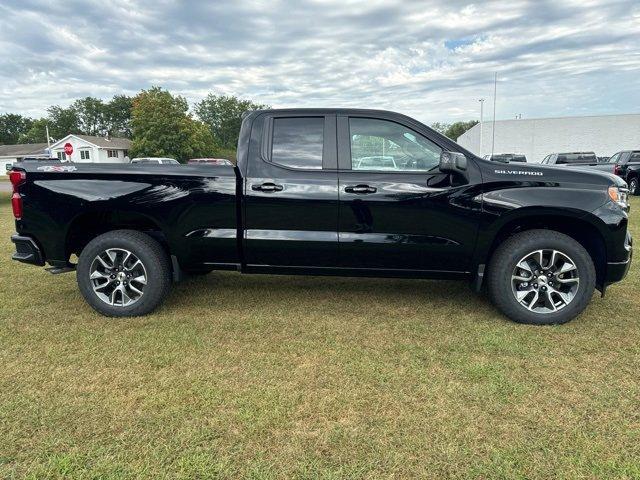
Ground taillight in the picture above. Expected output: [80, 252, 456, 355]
[614, 164, 621, 175]
[9, 170, 26, 219]
[9, 170, 26, 190]
[11, 193, 23, 219]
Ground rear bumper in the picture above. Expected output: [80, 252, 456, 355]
[605, 230, 632, 285]
[11, 234, 45, 266]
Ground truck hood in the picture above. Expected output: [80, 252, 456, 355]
[479, 158, 627, 190]
[553, 165, 627, 188]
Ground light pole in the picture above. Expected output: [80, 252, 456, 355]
[491, 72, 497, 157]
[478, 98, 485, 157]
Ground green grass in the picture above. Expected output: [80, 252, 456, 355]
[0, 194, 639, 479]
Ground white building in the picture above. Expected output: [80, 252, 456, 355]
[0, 143, 49, 171]
[49, 134, 132, 163]
[458, 113, 640, 163]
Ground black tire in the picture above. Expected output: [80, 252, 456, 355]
[77, 230, 171, 317]
[487, 229, 596, 325]
[628, 177, 638, 196]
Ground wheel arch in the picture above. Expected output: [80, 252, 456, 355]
[65, 209, 170, 260]
[478, 208, 608, 288]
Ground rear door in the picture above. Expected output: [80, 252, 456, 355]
[244, 113, 339, 268]
[336, 114, 481, 273]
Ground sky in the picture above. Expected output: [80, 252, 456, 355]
[0, 0, 639, 125]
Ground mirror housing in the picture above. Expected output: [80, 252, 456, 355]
[439, 151, 467, 173]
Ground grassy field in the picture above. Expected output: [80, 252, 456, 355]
[0, 192, 639, 479]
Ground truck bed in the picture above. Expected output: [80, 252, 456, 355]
[13, 162, 240, 271]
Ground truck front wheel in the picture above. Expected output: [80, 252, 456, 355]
[77, 230, 171, 317]
[487, 229, 596, 325]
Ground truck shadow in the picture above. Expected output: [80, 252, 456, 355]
[166, 270, 496, 320]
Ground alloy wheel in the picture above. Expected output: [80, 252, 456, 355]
[89, 248, 148, 307]
[511, 249, 579, 314]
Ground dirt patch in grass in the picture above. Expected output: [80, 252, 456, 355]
[0, 197, 639, 478]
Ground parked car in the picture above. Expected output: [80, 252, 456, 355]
[8, 109, 631, 325]
[540, 152, 598, 165]
[484, 153, 527, 163]
[188, 158, 233, 166]
[609, 151, 640, 195]
[131, 157, 180, 165]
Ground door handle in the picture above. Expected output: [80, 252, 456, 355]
[252, 182, 283, 192]
[345, 185, 377, 194]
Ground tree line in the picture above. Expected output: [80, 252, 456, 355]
[0, 88, 477, 162]
[0, 87, 267, 162]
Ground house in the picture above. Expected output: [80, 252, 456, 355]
[49, 134, 132, 163]
[0, 143, 50, 171]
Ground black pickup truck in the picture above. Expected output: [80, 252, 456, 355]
[8, 109, 632, 325]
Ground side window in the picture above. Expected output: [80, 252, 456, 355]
[608, 153, 620, 164]
[271, 117, 323, 170]
[629, 152, 640, 163]
[349, 118, 442, 172]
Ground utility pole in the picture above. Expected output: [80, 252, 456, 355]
[45, 124, 51, 148]
[491, 72, 497, 157]
[478, 98, 485, 157]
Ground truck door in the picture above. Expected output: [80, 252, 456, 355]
[336, 114, 481, 273]
[244, 113, 339, 268]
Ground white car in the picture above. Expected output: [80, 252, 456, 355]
[131, 157, 180, 165]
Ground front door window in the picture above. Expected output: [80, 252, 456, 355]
[349, 118, 442, 172]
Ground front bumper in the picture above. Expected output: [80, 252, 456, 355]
[605, 230, 632, 285]
[11, 234, 45, 266]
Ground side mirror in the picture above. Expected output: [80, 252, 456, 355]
[439, 151, 467, 173]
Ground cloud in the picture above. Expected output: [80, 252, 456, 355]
[0, 0, 638, 124]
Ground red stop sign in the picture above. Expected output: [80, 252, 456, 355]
[64, 142, 73, 156]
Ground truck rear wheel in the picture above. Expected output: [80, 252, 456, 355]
[628, 177, 638, 196]
[77, 230, 171, 317]
[487, 229, 595, 325]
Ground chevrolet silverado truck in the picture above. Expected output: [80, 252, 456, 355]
[8, 109, 632, 325]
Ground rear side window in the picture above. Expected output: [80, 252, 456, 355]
[271, 117, 324, 170]
[629, 152, 640, 163]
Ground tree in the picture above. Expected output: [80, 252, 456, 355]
[194, 94, 269, 150]
[444, 121, 478, 141]
[130, 86, 217, 162]
[0, 113, 34, 144]
[430, 122, 450, 136]
[72, 97, 106, 136]
[18, 118, 49, 143]
[104, 95, 133, 138]
[46, 105, 81, 140]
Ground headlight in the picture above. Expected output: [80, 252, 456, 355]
[608, 186, 629, 209]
